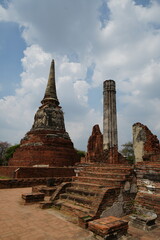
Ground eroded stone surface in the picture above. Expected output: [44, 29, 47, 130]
[133, 122, 160, 163]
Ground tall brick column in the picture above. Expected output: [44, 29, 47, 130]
[103, 80, 118, 150]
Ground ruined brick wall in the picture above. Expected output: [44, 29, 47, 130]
[0, 166, 18, 178]
[133, 122, 160, 162]
[0, 166, 75, 179]
[135, 162, 160, 220]
[0, 177, 72, 189]
[85, 124, 103, 163]
[85, 125, 126, 164]
[15, 167, 75, 178]
[9, 130, 78, 167]
[102, 146, 126, 164]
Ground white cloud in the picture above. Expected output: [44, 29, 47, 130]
[5, 0, 100, 59]
[0, 45, 51, 143]
[0, 5, 8, 21]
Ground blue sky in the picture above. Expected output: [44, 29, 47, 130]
[0, 0, 160, 150]
[0, 22, 26, 97]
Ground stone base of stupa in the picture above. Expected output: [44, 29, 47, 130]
[9, 129, 78, 167]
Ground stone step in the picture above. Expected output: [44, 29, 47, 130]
[66, 186, 100, 198]
[39, 200, 53, 209]
[71, 181, 102, 190]
[73, 177, 123, 186]
[22, 192, 45, 203]
[32, 185, 56, 196]
[82, 166, 132, 173]
[60, 193, 93, 207]
[136, 193, 160, 205]
[54, 199, 90, 217]
[79, 171, 128, 180]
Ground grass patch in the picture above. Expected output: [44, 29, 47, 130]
[0, 176, 11, 179]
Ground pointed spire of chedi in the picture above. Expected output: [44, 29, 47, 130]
[41, 59, 59, 105]
[31, 59, 66, 132]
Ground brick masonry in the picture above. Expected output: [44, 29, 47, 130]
[0, 166, 18, 178]
[133, 122, 160, 162]
[85, 124, 125, 164]
[135, 162, 160, 220]
[0, 166, 75, 178]
[9, 130, 78, 167]
[85, 124, 103, 163]
[0, 177, 72, 189]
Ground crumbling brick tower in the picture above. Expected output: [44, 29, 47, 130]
[9, 60, 77, 167]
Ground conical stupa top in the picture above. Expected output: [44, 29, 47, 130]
[41, 59, 59, 105]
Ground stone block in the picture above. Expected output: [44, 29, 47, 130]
[130, 210, 157, 231]
[22, 192, 45, 203]
[88, 216, 128, 238]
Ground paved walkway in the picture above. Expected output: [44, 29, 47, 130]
[0, 187, 160, 240]
[0, 188, 94, 240]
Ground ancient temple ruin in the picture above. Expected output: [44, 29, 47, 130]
[1, 70, 160, 239]
[9, 60, 78, 167]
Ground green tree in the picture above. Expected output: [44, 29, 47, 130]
[75, 149, 86, 161]
[120, 141, 135, 165]
[4, 144, 20, 165]
[0, 142, 20, 166]
[0, 141, 11, 166]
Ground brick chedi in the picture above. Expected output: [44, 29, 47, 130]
[85, 124, 103, 163]
[9, 60, 78, 167]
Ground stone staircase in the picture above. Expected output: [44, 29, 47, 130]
[51, 164, 135, 222]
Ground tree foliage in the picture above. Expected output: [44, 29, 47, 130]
[0, 141, 11, 166]
[75, 149, 86, 161]
[120, 141, 135, 165]
[4, 144, 20, 163]
[0, 142, 20, 166]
